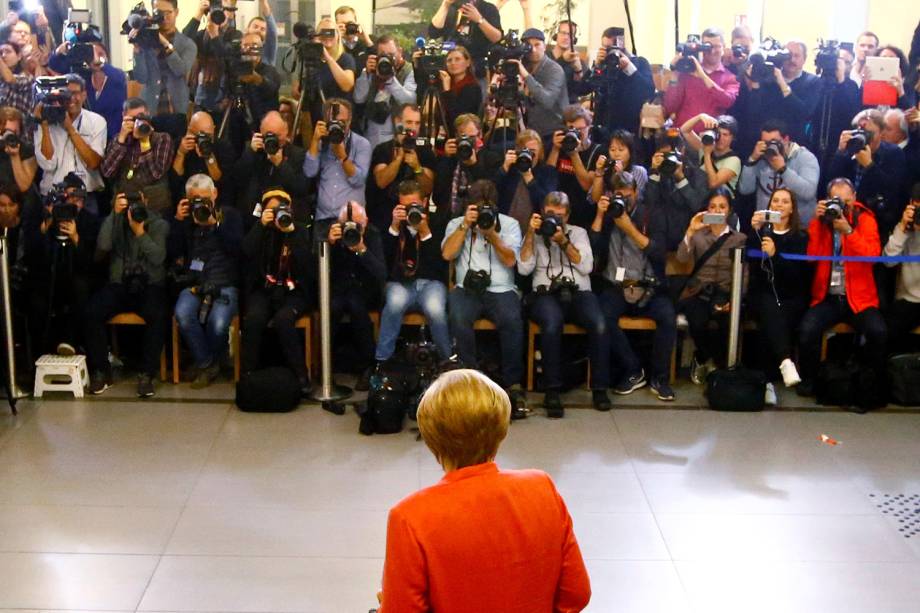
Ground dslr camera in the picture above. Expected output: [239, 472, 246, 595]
[538, 214, 562, 238]
[43, 182, 81, 241]
[375, 53, 396, 78]
[406, 202, 426, 227]
[608, 193, 628, 219]
[415, 37, 456, 85]
[463, 268, 491, 295]
[323, 102, 347, 146]
[764, 138, 785, 160]
[824, 197, 845, 223]
[845, 128, 870, 156]
[196, 132, 214, 157]
[126, 191, 148, 223]
[274, 201, 294, 229]
[0, 130, 20, 150]
[341, 203, 363, 248]
[700, 130, 718, 146]
[476, 203, 497, 230]
[674, 35, 712, 73]
[560, 128, 580, 154]
[134, 114, 154, 138]
[121, 2, 165, 49]
[731, 43, 749, 59]
[514, 148, 534, 173]
[263, 132, 281, 155]
[396, 125, 426, 152]
[659, 150, 683, 177]
[190, 196, 215, 224]
[456, 135, 476, 161]
[747, 38, 791, 84]
[536, 276, 578, 307]
[34, 77, 72, 124]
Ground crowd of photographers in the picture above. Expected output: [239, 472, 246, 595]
[1, 0, 919, 414]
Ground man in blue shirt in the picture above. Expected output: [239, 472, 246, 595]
[442, 179, 526, 410]
[304, 98, 371, 227]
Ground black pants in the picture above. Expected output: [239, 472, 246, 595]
[749, 290, 809, 376]
[331, 289, 377, 370]
[599, 288, 677, 382]
[242, 288, 309, 381]
[85, 283, 168, 377]
[885, 299, 920, 355]
[679, 295, 730, 367]
[798, 295, 888, 382]
[28, 273, 92, 355]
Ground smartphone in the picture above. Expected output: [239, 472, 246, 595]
[764, 210, 782, 223]
[703, 213, 726, 225]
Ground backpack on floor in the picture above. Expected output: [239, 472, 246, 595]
[888, 354, 920, 406]
[235, 367, 301, 412]
[358, 360, 419, 435]
[706, 367, 766, 411]
[814, 360, 861, 407]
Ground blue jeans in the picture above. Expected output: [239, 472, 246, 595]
[600, 288, 677, 382]
[449, 287, 524, 387]
[375, 279, 451, 361]
[174, 286, 239, 369]
[530, 291, 610, 390]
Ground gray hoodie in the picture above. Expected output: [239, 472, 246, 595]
[738, 142, 820, 225]
[884, 225, 920, 303]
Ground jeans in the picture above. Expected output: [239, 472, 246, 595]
[798, 295, 888, 382]
[174, 286, 239, 369]
[449, 287, 524, 387]
[886, 299, 920, 355]
[376, 279, 451, 361]
[242, 288, 309, 381]
[600, 288, 677, 381]
[530, 290, 610, 390]
[679, 295, 730, 367]
[331, 289, 377, 369]
[85, 283, 168, 377]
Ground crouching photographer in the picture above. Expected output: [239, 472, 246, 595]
[168, 174, 243, 389]
[24, 173, 100, 357]
[519, 191, 610, 417]
[591, 172, 676, 402]
[241, 189, 314, 397]
[85, 190, 170, 398]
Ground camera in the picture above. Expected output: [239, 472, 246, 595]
[405, 339, 438, 369]
[126, 192, 148, 223]
[134, 115, 153, 138]
[609, 194, 627, 219]
[415, 37, 456, 84]
[121, 2, 165, 49]
[514, 148, 534, 173]
[824, 198, 845, 223]
[659, 150, 682, 177]
[747, 38, 791, 83]
[538, 214, 562, 238]
[290, 22, 325, 66]
[263, 132, 281, 155]
[560, 128, 580, 154]
[209, 0, 227, 26]
[0, 130, 20, 149]
[324, 103, 347, 145]
[62, 9, 102, 74]
[190, 197, 214, 224]
[345, 22, 360, 36]
[406, 203, 426, 227]
[43, 183, 80, 240]
[674, 35, 712, 73]
[476, 204, 497, 230]
[731, 43, 749, 59]
[196, 132, 214, 157]
[396, 126, 426, 151]
[463, 268, 492, 294]
[763, 210, 783, 224]
[376, 53, 395, 78]
[815, 39, 840, 79]
[456, 135, 476, 161]
[275, 202, 294, 229]
[341, 202, 363, 247]
[700, 130, 718, 146]
[845, 129, 869, 156]
[764, 138, 785, 159]
[488, 29, 532, 70]
[34, 76, 72, 124]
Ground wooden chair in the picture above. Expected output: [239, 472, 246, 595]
[171, 315, 241, 384]
[107, 313, 168, 382]
[295, 315, 315, 379]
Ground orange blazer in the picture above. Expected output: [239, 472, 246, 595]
[379, 462, 591, 613]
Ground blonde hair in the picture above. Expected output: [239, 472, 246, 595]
[515, 129, 544, 164]
[316, 17, 344, 61]
[417, 369, 511, 470]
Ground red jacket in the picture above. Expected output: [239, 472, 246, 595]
[379, 462, 591, 613]
[807, 201, 880, 313]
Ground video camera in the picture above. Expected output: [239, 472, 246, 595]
[121, 2, 165, 50]
[747, 38, 791, 84]
[396, 126, 426, 152]
[673, 35, 712, 73]
[845, 128, 870, 156]
[815, 39, 840, 79]
[34, 77, 72, 124]
[488, 29, 532, 80]
[62, 9, 102, 74]
[414, 37, 457, 85]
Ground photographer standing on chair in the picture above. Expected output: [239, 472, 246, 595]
[354, 35, 417, 149]
[519, 191, 610, 417]
[590, 27, 656, 135]
[428, 0, 503, 77]
[129, 0, 196, 116]
[168, 174, 243, 389]
[504, 28, 568, 139]
[85, 189, 170, 399]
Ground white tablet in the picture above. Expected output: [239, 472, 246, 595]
[864, 56, 900, 81]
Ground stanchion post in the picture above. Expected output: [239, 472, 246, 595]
[309, 239, 351, 406]
[0, 229, 26, 413]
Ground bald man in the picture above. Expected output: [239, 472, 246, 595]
[233, 110, 309, 228]
[170, 111, 237, 209]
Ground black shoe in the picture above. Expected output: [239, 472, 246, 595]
[592, 389, 612, 411]
[795, 379, 814, 397]
[508, 387, 529, 420]
[89, 371, 111, 395]
[614, 369, 647, 395]
[649, 377, 675, 401]
[137, 374, 155, 398]
[354, 367, 373, 392]
[544, 391, 564, 419]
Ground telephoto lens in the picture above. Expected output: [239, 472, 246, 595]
[275, 203, 294, 229]
[476, 204, 496, 230]
[538, 214, 561, 238]
[560, 128, 580, 154]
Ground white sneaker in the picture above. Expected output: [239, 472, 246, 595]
[780, 359, 801, 387]
[765, 382, 777, 406]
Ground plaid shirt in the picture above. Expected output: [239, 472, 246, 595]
[0, 73, 35, 118]
[101, 132, 174, 185]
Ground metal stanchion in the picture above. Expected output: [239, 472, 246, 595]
[0, 229, 26, 414]
[309, 240, 351, 411]
[726, 247, 744, 368]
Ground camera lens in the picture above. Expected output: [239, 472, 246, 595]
[538, 215, 559, 238]
[561, 129, 579, 154]
[192, 199, 212, 224]
[700, 130, 717, 146]
[128, 201, 148, 223]
[610, 196, 626, 218]
[275, 206, 293, 229]
[135, 121, 152, 137]
[263, 133, 281, 155]
[514, 150, 533, 173]
[457, 137, 475, 161]
[406, 204, 424, 226]
[327, 122, 346, 145]
[477, 205, 495, 230]
[342, 222, 362, 247]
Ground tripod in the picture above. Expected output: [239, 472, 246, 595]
[291, 59, 325, 147]
[419, 77, 450, 144]
[486, 91, 527, 151]
[217, 80, 254, 143]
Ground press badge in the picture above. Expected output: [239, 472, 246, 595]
[615, 267, 626, 282]
[830, 268, 844, 288]
[252, 203, 263, 217]
[190, 259, 205, 272]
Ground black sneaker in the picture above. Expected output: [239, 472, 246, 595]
[137, 374, 155, 398]
[354, 366, 373, 392]
[614, 369, 646, 395]
[544, 391, 564, 419]
[89, 371, 111, 395]
[795, 379, 814, 398]
[592, 389, 612, 411]
[508, 387, 529, 420]
[649, 377, 675, 401]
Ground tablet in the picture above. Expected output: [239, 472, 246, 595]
[865, 56, 900, 82]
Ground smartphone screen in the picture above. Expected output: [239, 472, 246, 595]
[703, 213, 726, 225]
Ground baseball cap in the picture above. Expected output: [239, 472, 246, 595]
[521, 28, 545, 42]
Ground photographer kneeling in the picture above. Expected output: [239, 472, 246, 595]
[241, 189, 314, 397]
[168, 174, 243, 389]
[519, 191, 610, 417]
[85, 190, 170, 398]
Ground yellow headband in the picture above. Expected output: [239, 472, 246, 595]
[261, 189, 292, 205]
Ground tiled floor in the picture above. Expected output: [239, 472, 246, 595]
[1, 381, 919, 613]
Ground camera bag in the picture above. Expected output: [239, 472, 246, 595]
[706, 367, 766, 411]
[888, 354, 920, 406]
[815, 360, 861, 407]
[235, 367, 301, 412]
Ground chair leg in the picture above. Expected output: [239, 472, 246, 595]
[233, 317, 241, 383]
[304, 318, 313, 381]
[670, 343, 677, 384]
[160, 350, 168, 383]
[172, 317, 180, 384]
[820, 333, 828, 362]
[526, 324, 536, 392]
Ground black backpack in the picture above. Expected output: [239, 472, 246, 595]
[706, 367, 766, 411]
[235, 367, 302, 412]
[358, 361, 420, 435]
[888, 354, 920, 406]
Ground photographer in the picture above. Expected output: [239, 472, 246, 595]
[34, 73, 105, 214]
[85, 189, 170, 398]
[679, 113, 741, 194]
[186, 0, 242, 113]
[433, 113, 501, 215]
[591, 172, 675, 402]
[354, 35, 417, 149]
[313, 17, 356, 100]
[23, 173, 100, 357]
[546, 105, 604, 227]
[327, 200, 386, 388]
[0, 40, 34, 119]
[168, 174, 242, 389]
[428, 0, 502, 77]
[375, 180, 453, 372]
[746, 188, 811, 404]
[738, 119, 820, 224]
[101, 97, 174, 213]
[590, 129, 648, 203]
[305, 98, 371, 224]
[335, 6, 374, 73]
[590, 27, 656, 135]
[241, 189, 314, 397]
[507, 28, 568, 139]
[828, 110, 907, 237]
[644, 132, 709, 251]
[129, 0, 196, 116]
[809, 51, 861, 183]
[497, 128, 558, 229]
[883, 184, 920, 354]
[723, 25, 753, 79]
[548, 20, 589, 103]
[519, 191, 610, 416]
[226, 32, 282, 149]
[433, 46, 482, 127]
[170, 111, 233, 208]
[0, 105, 38, 195]
[368, 103, 436, 231]
[797, 178, 886, 408]
[49, 42, 127, 142]
[676, 188, 748, 383]
[663, 27, 739, 129]
[234, 111, 308, 226]
[442, 179, 525, 408]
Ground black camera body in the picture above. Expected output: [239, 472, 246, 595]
[488, 29, 532, 72]
[815, 39, 840, 79]
[263, 132, 281, 156]
[324, 102, 347, 147]
[538, 214, 562, 238]
[764, 138, 785, 160]
[456, 135, 476, 161]
[463, 268, 492, 295]
[416, 38, 456, 84]
[275, 202, 294, 229]
[190, 197, 215, 224]
[514, 148, 534, 173]
[560, 128, 580, 154]
[35, 77, 72, 124]
[700, 130, 718, 146]
[674, 35, 712, 73]
[126, 193, 148, 224]
[731, 44, 749, 59]
[291, 22, 325, 67]
[846, 129, 870, 156]
[0, 130, 20, 150]
[345, 22, 360, 36]
[121, 2, 165, 49]
[376, 53, 396, 78]
[44, 182, 80, 241]
[609, 194, 627, 219]
[209, 0, 227, 26]
[748, 39, 791, 83]
[476, 204, 497, 230]
[659, 151, 683, 177]
[539, 276, 578, 307]
[196, 132, 214, 157]
[134, 115, 154, 138]
[396, 126, 426, 151]
[342, 221, 362, 247]
[824, 197, 845, 223]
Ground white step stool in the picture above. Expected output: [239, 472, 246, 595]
[33, 355, 89, 398]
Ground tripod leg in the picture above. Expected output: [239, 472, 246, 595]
[217, 102, 233, 142]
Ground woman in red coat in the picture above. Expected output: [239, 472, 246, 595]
[378, 369, 591, 612]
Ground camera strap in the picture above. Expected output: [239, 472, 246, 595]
[398, 226, 421, 276]
[467, 231, 492, 278]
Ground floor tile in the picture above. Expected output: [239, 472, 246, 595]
[583, 560, 690, 613]
[571, 512, 671, 560]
